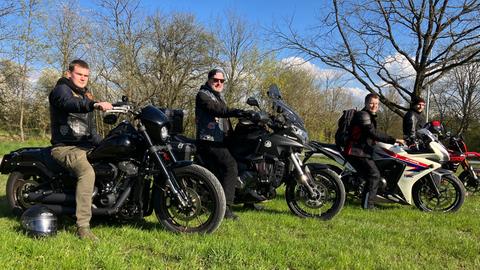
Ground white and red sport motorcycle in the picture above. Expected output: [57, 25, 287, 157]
[304, 129, 465, 212]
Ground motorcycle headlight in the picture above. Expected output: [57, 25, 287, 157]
[160, 126, 169, 141]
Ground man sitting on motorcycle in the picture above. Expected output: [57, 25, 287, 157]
[344, 93, 405, 209]
[195, 68, 247, 220]
[49, 59, 112, 241]
[403, 96, 426, 147]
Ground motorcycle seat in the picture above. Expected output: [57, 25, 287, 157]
[35, 147, 66, 174]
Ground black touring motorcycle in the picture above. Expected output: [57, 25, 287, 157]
[0, 99, 226, 233]
[174, 85, 346, 220]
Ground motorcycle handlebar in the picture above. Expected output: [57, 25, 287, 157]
[105, 105, 132, 114]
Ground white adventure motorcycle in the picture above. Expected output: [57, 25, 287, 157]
[304, 128, 465, 212]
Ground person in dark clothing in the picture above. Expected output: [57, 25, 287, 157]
[195, 69, 245, 220]
[403, 96, 426, 146]
[49, 59, 112, 241]
[344, 93, 404, 209]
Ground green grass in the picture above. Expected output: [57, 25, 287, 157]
[0, 140, 479, 269]
[0, 139, 50, 156]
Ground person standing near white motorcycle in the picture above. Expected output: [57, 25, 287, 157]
[403, 96, 426, 147]
[343, 93, 405, 209]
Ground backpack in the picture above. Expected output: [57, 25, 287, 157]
[334, 109, 356, 147]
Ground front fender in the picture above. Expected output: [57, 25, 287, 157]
[170, 160, 193, 169]
[427, 168, 456, 197]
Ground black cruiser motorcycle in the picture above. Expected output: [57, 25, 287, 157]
[174, 85, 345, 220]
[0, 99, 226, 233]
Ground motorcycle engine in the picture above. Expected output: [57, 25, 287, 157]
[92, 161, 138, 207]
[252, 158, 285, 187]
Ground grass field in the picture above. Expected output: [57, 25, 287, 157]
[0, 141, 479, 269]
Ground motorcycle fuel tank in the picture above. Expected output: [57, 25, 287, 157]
[89, 133, 139, 160]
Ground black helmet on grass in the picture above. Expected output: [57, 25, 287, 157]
[21, 205, 57, 237]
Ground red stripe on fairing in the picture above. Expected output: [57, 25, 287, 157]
[382, 148, 430, 168]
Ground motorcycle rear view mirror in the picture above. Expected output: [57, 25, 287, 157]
[103, 114, 118, 125]
[122, 95, 129, 102]
[246, 97, 260, 108]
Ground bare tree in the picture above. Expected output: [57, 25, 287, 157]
[316, 70, 355, 141]
[45, 0, 91, 73]
[215, 11, 264, 107]
[0, 60, 23, 133]
[272, 0, 480, 116]
[145, 13, 217, 107]
[0, 1, 17, 56]
[12, 0, 45, 141]
[431, 63, 480, 134]
[377, 87, 403, 137]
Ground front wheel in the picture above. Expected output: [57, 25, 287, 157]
[153, 165, 226, 234]
[412, 174, 465, 212]
[285, 165, 345, 220]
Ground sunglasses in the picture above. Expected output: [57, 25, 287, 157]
[212, 78, 225, 83]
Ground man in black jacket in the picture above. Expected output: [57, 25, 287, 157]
[344, 93, 404, 209]
[195, 69, 245, 220]
[403, 96, 426, 146]
[49, 59, 112, 241]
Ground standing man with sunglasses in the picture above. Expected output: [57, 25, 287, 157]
[195, 69, 246, 220]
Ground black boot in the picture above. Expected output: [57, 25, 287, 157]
[224, 206, 239, 220]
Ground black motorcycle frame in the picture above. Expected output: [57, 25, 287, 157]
[1, 101, 226, 233]
[175, 84, 345, 220]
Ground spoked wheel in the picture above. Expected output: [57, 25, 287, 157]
[6, 171, 41, 216]
[459, 170, 480, 194]
[153, 165, 226, 234]
[413, 174, 465, 212]
[285, 164, 345, 220]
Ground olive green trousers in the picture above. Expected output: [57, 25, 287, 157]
[51, 146, 95, 228]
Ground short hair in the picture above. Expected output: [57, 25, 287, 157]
[207, 68, 224, 79]
[365, 93, 379, 103]
[68, 59, 89, 72]
[411, 96, 425, 105]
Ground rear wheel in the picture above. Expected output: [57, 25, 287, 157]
[412, 174, 465, 212]
[459, 170, 480, 194]
[285, 165, 345, 220]
[6, 171, 41, 216]
[153, 165, 226, 234]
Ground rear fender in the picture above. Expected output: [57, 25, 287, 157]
[0, 148, 56, 179]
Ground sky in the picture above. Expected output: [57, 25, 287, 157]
[148, 0, 325, 31]
[79, 0, 366, 99]
[141, 0, 366, 98]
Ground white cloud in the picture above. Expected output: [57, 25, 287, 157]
[281, 56, 342, 80]
[281, 56, 366, 99]
[382, 53, 416, 83]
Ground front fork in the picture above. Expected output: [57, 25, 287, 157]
[140, 126, 189, 208]
[462, 159, 479, 180]
[290, 153, 316, 196]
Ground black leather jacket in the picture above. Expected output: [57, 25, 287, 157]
[49, 78, 101, 147]
[195, 84, 241, 143]
[344, 108, 396, 158]
[402, 109, 426, 144]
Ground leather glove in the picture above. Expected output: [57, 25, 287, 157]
[231, 109, 247, 118]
